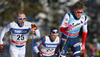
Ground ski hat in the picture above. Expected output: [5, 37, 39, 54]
[50, 29, 58, 34]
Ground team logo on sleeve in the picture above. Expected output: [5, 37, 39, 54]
[63, 22, 67, 26]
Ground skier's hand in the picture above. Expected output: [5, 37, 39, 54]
[38, 52, 43, 57]
[55, 52, 59, 57]
[0, 44, 3, 54]
[68, 24, 73, 30]
[81, 43, 85, 51]
[31, 24, 37, 30]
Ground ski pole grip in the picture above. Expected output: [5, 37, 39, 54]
[31, 24, 37, 30]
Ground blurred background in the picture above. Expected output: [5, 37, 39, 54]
[0, 0, 100, 57]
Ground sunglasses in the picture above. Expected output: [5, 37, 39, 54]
[18, 18, 26, 20]
[74, 10, 83, 14]
[52, 34, 58, 36]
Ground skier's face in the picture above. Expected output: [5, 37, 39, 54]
[50, 33, 58, 41]
[74, 9, 84, 18]
[17, 14, 26, 25]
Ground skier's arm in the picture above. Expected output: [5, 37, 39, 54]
[0, 23, 11, 44]
[0, 23, 11, 54]
[81, 16, 88, 51]
[82, 16, 88, 44]
[33, 37, 45, 54]
[34, 29, 40, 37]
[60, 13, 70, 32]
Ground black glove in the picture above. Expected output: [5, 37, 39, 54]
[38, 52, 43, 57]
[0, 44, 3, 54]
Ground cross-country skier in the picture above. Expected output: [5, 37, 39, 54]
[33, 27, 60, 57]
[0, 10, 40, 57]
[59, 2, 88, 57]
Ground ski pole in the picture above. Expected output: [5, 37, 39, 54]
[59, 31, 70, 57]
[32, 30, 34, 57]
[59, 24, 73, 57]
[31, 24, 37, 57]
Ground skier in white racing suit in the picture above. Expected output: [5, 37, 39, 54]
[0, 10, 40, 57]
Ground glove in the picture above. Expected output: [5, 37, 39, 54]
[81, 43, 85, 51]
[31, 24, 37, 30]
[68, 24, 73, 30]
[55, 52, 59, 57]
[38, 52, 43, 57]
[0, 44, 3, 54]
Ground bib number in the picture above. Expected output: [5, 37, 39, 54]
[46, 48, 54, 52]
[17, 35, 24, 40]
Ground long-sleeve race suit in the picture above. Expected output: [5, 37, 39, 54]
[59, 12, 88, 57]
[0, 21, 40, 57]
[33, 35, 60, 57]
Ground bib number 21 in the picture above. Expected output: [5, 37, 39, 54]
[17, 35, 24, 40]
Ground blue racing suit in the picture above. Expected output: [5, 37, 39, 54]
[59, 12, 88, 57]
